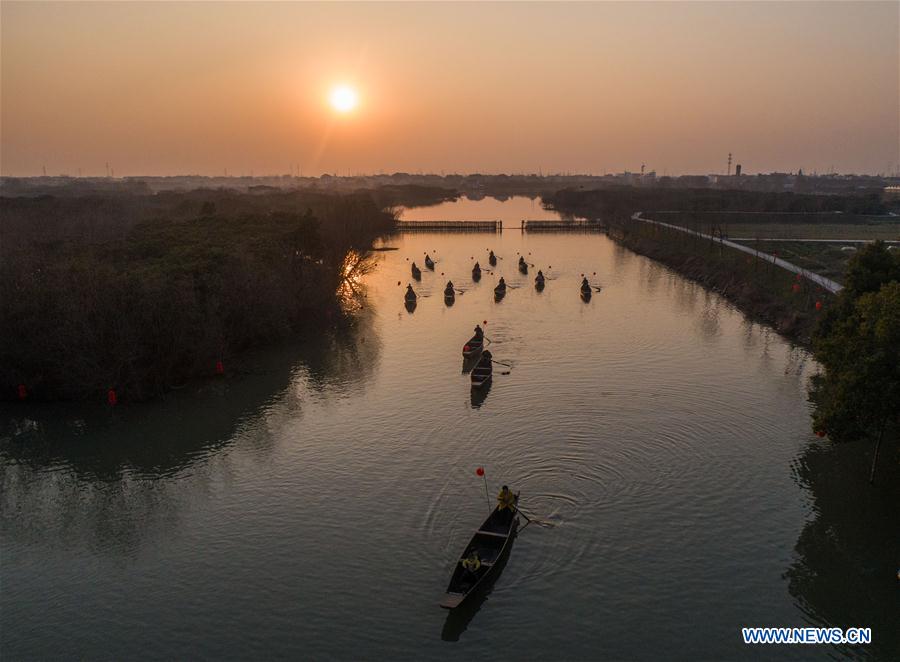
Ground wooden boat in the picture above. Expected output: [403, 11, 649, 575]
[461, 335, 484, 358]
[411, 263, 422, 280]
[470, 350, 493, 388]
[424, 255, 435, 270]
[580, 284, 592, 300]
[493, 283, 506, 300]
[535, 275, 545, 290]
[405, 289, 418, 303]
[472, 265, 482, 282]
[488, 252, 497, 266]
[440, 493, 520, 609]
[518, 260, 528, 274]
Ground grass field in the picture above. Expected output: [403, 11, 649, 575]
[723, 222, 900, 240]
[730, 240, 865, 283]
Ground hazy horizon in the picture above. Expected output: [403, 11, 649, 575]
[2, 1, 898, 178]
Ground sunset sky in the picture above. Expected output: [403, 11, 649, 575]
[2, 1, 897, 177]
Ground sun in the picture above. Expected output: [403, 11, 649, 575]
[329, 85, 358, 113]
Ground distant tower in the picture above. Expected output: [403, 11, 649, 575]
[641, 163, 646, 176]
[735, 164, 742, 177]
[42, 165, 47, 176]
[727, 153, 732, 176]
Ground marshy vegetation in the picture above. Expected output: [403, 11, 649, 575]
[0, 189, 395, 401]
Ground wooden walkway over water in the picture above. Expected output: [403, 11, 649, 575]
[523, 219, 605, 231]
[394, 219, 606, 232]
[395, 220, 501, 232]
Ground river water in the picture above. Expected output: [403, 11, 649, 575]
[2, 197, 897, 660]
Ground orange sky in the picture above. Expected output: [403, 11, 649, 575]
[1, 1, 897, 177]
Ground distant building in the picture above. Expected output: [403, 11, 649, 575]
[735, 164, 742, 177]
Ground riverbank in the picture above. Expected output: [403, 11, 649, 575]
[0, 188, 395, 402]
[615, 220, 829, 344]
[541, 188, 879, 345]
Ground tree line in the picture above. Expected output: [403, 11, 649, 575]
[810, 242, 899, 483]
[0, 189, 395, 401]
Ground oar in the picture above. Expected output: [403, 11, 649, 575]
[517, 508, 556, 530]
[491, 359, 512, 367]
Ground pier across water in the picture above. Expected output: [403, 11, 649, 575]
[394, 219, 607, 232]
[394, 220, 502, 232]
[523, 219, 605, 231]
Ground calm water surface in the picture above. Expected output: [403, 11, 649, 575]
[2, 198, 897, 660]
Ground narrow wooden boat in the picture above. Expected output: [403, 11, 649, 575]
[440, 494, 520, 609]
[424, 255, 435, 270]
[580, 284, 592, 300]
[405, 289, 418, 303]
[461, 335, 484, 358]
[518, 261, 528, 274]
[472, 266, 482, 282]
[411, 263, 422, 280]
[535, 275, 545, 290]
[493, 284, 506, 300]
[488, 253, 497, 266]
[470, 350, 493, 388]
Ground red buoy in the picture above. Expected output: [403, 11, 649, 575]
[475, 467, 484, 476]
[215, 360, 224, 375]
[17, 384, 27, 400]
[107, 389, 118, 406]
[482, 320, 487, 325]
[815, 300, 823, 311]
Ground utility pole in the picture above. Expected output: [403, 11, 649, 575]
[727, 153, 732, 176]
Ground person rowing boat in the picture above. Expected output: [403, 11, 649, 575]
[462, 325, 484, 357]
[494, 277, 506, 299]
[424, 254, 435, 270]
[472, 262, 482, 281]
[580, 277, 592, 299]
[444, 281, 455, 298]
[518, 256, 528, 274]
[488, 250, 497, 266]
[440, 485, 519, 609]
[405, 284, 417, 302]
[411, 262, 421, 279]
[535, 270, 545, 289]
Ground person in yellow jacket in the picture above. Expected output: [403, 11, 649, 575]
[461, 551, 481, 574]
[497, 485, 516, 521]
